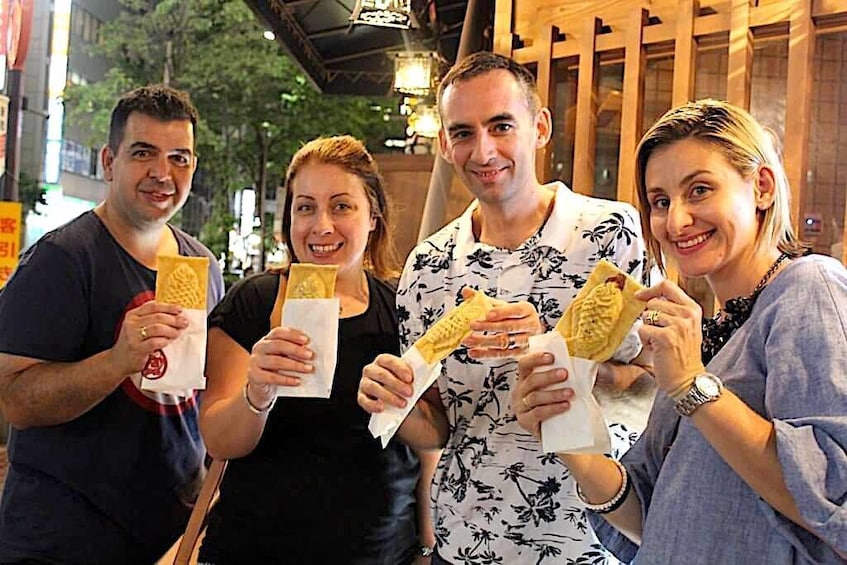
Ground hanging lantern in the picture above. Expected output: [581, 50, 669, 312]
[393, 52, 435, 96]
[350, 0, 414, 29]
[410, 104, 440, 138]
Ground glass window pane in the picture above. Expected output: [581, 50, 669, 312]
[548, 59, 578, 186]
[750, 39, 788, 145]
[642, 56, 674, 135]
[805, 31, 847, 260]
[594, 63, 624, 200]
[694, 47, 728, 100]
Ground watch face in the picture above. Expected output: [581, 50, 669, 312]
[695, 375, 720, 397]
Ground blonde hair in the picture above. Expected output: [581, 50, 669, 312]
[635, 99, 808, 272]
[281, 135, 400, 280]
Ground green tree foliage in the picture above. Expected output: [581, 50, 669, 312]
[63, 0, 399, 267]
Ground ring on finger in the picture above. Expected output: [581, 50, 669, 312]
[139, 326, 148, 340]
[644, 309, 660, 326]
[522, 394, 531, 410]
[507, 334, 519, 350]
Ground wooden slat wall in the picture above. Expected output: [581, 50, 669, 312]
[784, 0, 815, 231]
[535, 25, 556, 181]
[673, 0, 699, 107]
[573, 18, 601, 195]
[494, 0, 514, 56]
[727, 0, 754, 108]
[494, 0, 847, 279]
[616, 8, 647, 207]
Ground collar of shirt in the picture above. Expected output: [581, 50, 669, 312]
[454, 181, 580, 257]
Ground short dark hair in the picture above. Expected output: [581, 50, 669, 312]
[108, 85, 199, 152]
[281, 135, 399, 280]
[436, 51, 541, 115]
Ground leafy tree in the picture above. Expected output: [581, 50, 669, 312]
[63, 0, 400, 269]
[18, 172, 46, 217]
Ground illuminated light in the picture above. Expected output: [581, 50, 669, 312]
[350, 0, 414, 29]
[409, 104, 440, 138]
[393, 52, 435, 96]
[263, 30, 275, 41]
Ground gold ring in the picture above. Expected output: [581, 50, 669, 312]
[522, 395, 530, 410]
[140, 326, 148, 340]
[644, 310, 660, 326]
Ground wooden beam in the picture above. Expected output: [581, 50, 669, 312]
[784, 0, 814, 232]
[813, 0, 847, 18]
[617, 8, 648, 206]
[727, 0, 753, 109]
[494, 0, 514, 56]
[536, 25, 557, 183]
[573, 17, 601, 196]
[672, 0, 699, 107]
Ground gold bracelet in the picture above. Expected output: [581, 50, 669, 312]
[243, 382, 276, 415]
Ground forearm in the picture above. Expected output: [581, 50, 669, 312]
[0, 350, 129, 428]
[397, 397, 450, 450]
[691, 390, 809, 530]
[415, 448, 440, 548]
[559, 453, 644, 543]
[200, 385, 270, 460]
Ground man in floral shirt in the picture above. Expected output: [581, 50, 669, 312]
[359, 52, 654, 564]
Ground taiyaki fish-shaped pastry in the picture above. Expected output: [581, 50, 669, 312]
[555, 260, 646, 361]
[285, 263, 338, 300]
[415, 291, 494, 365]
[156, 255, 209, 310]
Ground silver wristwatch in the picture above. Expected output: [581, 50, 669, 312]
[674, 373, 723, 417]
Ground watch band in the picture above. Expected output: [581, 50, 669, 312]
[674, 373, 722, 417]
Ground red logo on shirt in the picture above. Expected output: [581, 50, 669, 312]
[115, 291, 197, 415]
[141, 350, 168, 380]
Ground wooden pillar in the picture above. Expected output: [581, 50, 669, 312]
[672, 0, 699, 107]
[493, 0, 514, 57]
[573, 17, 601, 195]
[535, 25, 557, 183]
[784, 0, 815, 233]
[617, 8, 648, 206]
[417, 0, 482, 241]
[727, 0, 754, 109]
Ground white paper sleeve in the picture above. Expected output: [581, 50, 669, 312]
[368, 345, 441, 448]
[141, 308, 207, 394]
[528, 332, 612, 454]
[275, 298, 340, 399]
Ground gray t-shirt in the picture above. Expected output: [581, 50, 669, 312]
[591, 254, 847, 564]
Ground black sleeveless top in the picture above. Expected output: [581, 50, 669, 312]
[199, 271, 419, 564]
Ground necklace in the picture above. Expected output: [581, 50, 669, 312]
[701, 252, 790, 364]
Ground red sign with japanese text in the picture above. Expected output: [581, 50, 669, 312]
[0, 201, 21, 288]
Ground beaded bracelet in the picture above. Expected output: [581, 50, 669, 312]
[243, 382, 277, 415]
[576, 459, 631, 514]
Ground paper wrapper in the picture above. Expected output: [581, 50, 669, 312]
[275, 298, 340, 398]
[141, 309, 207, 394]
[141, 255, 209, 394]
[368, 345, 440, 448]
[529, 332, 611, 454]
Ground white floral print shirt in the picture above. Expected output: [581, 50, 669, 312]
[398, 183, 652, 564]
